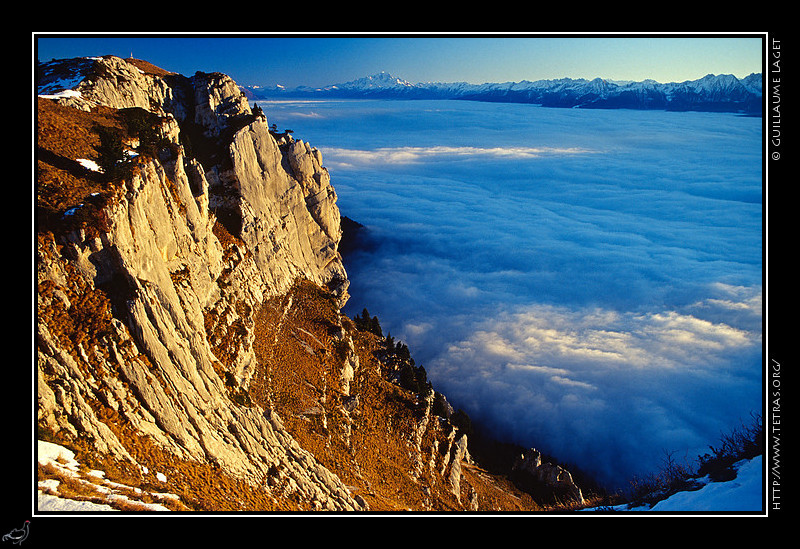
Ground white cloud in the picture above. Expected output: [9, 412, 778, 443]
[403, 321, 434, 336]
[549, 375, 597, 390]
[322, 145, 596, 166]
[436, 298, 761, 382]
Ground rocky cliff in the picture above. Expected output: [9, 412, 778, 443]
[35, 56, 589, 513]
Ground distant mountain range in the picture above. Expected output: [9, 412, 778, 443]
[243, 71, 763, 115]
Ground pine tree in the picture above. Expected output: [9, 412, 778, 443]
[369, 315, 382, 337]
[94, 125, 130, 181]
[353, 307, 382, 336]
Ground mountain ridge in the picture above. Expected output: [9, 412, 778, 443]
[244, 71, 763, 115]
[35, 55, 596, 515]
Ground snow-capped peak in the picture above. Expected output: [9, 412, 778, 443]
[337, 71, 414, 90]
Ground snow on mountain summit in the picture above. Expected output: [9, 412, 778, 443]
[335, 71, 414, 90]
[245, 72, 763, 115]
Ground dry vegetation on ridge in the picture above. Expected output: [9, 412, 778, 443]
[36, 98, 121, 233]
[248, 279, 547, 512]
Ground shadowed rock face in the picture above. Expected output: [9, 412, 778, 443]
[512, 448, 585, 506]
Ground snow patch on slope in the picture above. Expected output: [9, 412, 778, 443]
[36, 440, 178, 513]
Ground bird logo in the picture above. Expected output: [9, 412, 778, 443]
[2, 521, 29, 545]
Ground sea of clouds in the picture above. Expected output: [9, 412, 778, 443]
[261, 99, 763, 489]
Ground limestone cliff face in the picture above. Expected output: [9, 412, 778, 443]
[37, 56, 360, 511]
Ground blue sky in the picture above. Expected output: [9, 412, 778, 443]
[35, 33, 764, 88]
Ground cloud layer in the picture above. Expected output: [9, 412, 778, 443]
[324, 145, 596, 166]
[426, 288, 762, 486]
[264, 99, 763, 489]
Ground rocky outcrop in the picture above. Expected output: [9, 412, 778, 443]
[447, 434, 471, 502]
[512, 448, 585, 505]
[226, 120, 349, 306]
[39, 56, 176, 114]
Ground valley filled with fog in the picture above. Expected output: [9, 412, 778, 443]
[260, 98, 763, 490]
